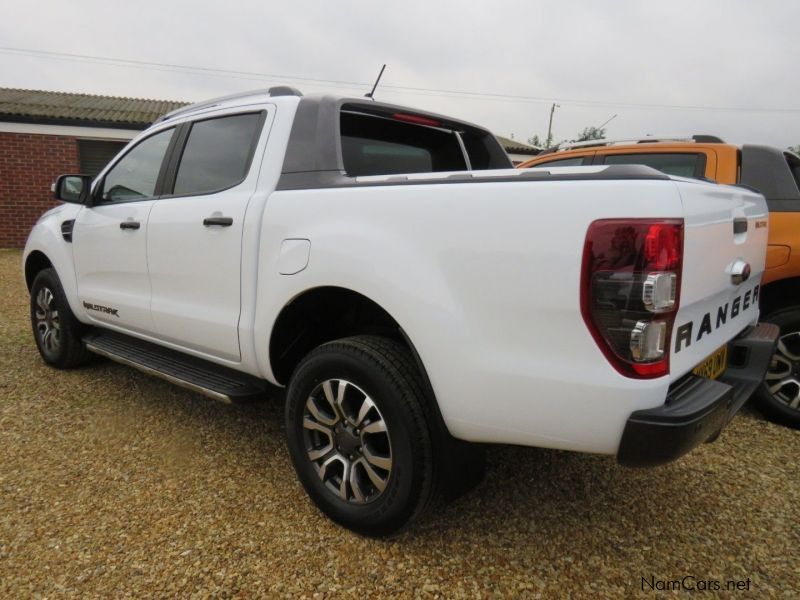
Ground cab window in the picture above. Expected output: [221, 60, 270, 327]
[600, 153, 706, 178]
[100, 128, 174, 203]
[532, 156, 588, 168]
[172, 112, 263, 196]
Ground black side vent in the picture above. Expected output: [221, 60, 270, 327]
[61, 219, 75, 243]
[733, 218, 748, 235]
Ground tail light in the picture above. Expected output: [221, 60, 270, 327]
[581, 219, 684, 378]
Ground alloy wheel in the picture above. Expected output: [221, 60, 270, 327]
[34, 287, 61, 354]
[302, 379, 392, 504]
[764, 331, 800, 411]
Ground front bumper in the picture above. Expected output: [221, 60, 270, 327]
[617, 322, 779, 467]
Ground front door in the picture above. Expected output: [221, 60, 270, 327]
[73, 127, 175, 334]
[147, 110, 269, 361]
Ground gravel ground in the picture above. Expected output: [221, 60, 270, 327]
[1, 248, 798, 598]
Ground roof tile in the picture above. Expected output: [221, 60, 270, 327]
[0, 87, 189, 127]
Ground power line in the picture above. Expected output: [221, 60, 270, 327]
[1, 45, 799, 114]
[0, 46, 364, 92]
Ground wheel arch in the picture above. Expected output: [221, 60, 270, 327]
[267, 285, 453, 430]
[269, 285, 412, 385]
[759, 276, 800, 318]
[24, 250, 54, 292]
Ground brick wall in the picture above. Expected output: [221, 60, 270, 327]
[0, 132, 79, 247]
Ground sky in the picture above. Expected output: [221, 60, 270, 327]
[0, 0, 798, 148]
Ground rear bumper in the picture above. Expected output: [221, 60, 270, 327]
[617, 322, 778, 467]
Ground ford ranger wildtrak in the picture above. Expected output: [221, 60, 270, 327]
[24, 89, 777, 535]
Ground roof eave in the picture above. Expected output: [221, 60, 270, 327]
[0, 114, 147, 131]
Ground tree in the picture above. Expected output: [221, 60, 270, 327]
[527, 134, 544, 148]
[575, 126, 607, 142]
[528, 126, 609, 148]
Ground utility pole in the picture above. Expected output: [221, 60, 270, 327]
[546, 103, 560, 147]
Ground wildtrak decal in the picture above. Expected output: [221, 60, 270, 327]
[83, 301, 119, 317]
[674, 285, 759, 353]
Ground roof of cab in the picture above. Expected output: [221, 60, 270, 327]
[157, 86, 303, 123]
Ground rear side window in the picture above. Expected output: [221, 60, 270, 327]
[533, 156, 587, 168]
[173, 113, 263, 196]
[340, 111, 467, 176]
[601, 153, 706, 178]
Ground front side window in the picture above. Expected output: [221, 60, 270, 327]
[101, 128, 174, 202]
[172, 113, 263, 196]
[602, 152, 705, 178]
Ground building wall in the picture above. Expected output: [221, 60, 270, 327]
[0, 132, 79, 247]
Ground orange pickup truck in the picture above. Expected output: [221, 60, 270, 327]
[519, 137, 800, 428]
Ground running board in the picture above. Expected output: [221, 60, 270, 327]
[83, 331, 271, 403]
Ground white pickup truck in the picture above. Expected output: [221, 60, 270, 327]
[24, 87, 777, 536]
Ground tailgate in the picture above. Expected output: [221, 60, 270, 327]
[670, 181, 769, 379]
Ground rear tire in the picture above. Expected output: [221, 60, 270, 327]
[754, 306, 800, 429]
[285, 335, 439, 537]
[30, 268, 91, 369]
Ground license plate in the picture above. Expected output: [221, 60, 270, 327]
[692, 345, 728, 380]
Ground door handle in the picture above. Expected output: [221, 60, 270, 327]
[203, 216, 233, 227]
[119, 221, 140, 230]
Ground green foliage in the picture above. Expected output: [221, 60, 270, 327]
[575, 127, 607, 142]
[528, 126, 609, 148]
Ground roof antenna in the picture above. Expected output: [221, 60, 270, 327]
[364, 64, 386, 100]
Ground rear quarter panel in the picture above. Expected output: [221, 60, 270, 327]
[254, 175, 686, 453]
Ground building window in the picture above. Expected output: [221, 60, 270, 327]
[77, 139, 127, 178]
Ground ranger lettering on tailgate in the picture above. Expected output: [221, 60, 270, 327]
[674, 284, 760, 353]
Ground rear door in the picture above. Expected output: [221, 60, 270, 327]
[146, 109, 270, 361]
[740, 147, 800, 284]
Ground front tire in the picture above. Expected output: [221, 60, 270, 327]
[754, 306, 800, 429]
[285, 335, 438, 537]
[30, 268, 91, 369]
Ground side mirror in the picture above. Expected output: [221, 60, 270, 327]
[53, 174, 92, 204]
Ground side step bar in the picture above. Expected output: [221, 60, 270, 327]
[83, 331, 272, 403]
